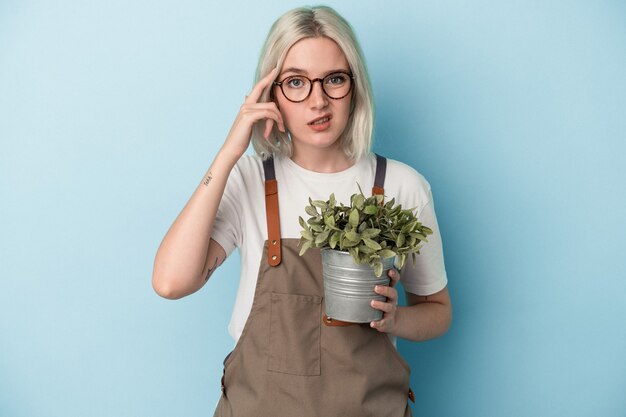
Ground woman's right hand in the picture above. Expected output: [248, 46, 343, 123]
[220, 67, 286, 162]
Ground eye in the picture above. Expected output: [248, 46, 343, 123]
[326, 73, 348, 85]
[285, 76, 306, 89]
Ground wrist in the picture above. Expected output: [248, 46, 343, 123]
[390, 305, 405, 337]
[215, 147, 242, 168]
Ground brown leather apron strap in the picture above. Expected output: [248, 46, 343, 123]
[262, 156, 281, 266]
[371, 153, 387, 198]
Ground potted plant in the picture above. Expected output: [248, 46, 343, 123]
[298, 184, 433, 323]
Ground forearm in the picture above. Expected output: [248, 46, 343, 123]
[391, 301, 452, 342]
[152, 149, 238, 297]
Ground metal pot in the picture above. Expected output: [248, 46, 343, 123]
[321, 248, 395, 323]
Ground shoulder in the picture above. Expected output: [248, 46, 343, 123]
[384, 157, 431, 193]
[234, 153, 264, 171]
[380, 156, 433, 215]
[231, 153, 265, 181]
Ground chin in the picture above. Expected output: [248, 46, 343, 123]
[298, 133, 341, 148]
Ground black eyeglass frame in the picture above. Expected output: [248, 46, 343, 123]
[272, 71, 355, 103]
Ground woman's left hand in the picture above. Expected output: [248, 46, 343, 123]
[370, 268, 401, 333]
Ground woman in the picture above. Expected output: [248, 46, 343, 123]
[152, 5, 451, 416]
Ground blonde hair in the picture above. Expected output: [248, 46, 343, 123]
[251, 5, 374, 162]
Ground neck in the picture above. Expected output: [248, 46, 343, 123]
[290, 143, 355, 173]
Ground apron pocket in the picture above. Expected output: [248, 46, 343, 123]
[267, 292, 322, 376]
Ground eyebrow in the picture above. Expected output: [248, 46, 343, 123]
[279, 67, 350, 78]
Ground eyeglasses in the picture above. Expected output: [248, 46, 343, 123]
[273, 71, 355, 103]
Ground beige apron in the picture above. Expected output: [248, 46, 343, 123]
[213, 154, 414, 417]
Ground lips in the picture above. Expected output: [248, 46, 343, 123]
[308, 114, 332, 125]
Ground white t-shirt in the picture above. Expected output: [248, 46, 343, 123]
[211, 152, 448, 348]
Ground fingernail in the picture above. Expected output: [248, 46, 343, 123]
[375, 285, 380, 291]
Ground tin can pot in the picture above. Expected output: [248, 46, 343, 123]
[321, 248, 395, 323]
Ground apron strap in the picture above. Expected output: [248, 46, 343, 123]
[263, 155, 282, 266]
[372, 153, 386, 199]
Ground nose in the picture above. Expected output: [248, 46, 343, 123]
[309, 79, 328, 109]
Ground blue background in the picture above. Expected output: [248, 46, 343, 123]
[1, 1, 625, 416]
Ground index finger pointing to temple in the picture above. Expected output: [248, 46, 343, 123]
[244, 67, 279, 104]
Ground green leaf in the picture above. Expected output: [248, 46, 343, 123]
[361, 228, 381, 239]
[363, 205, 378, 214]
[363, 238, 382, 250]
[305, 205, 318, 217]
[298, 216, 307, 229]
[396, 233, 405, 247]
[312, 200, 328, 209]
[342, 238, 360, 248]
[401, 220, 418, 234]
[349, 208, 359, 228]
[300, 229, 313, 241]
[354, 194, 365, 210]
[299, 240, 313, 256]
[365, 194, 378, 204]
[378, 249, 396, 259]
[324, 214, 335, 227]
[358, 244, 376, 254]
[315, 230, 330, 245]
[329, 231, 340, 249]
[345, 230, 360, 242]
[373, 261, 383, 278]
[398, 253, 407, 269]
[348, 247, 359, 262]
